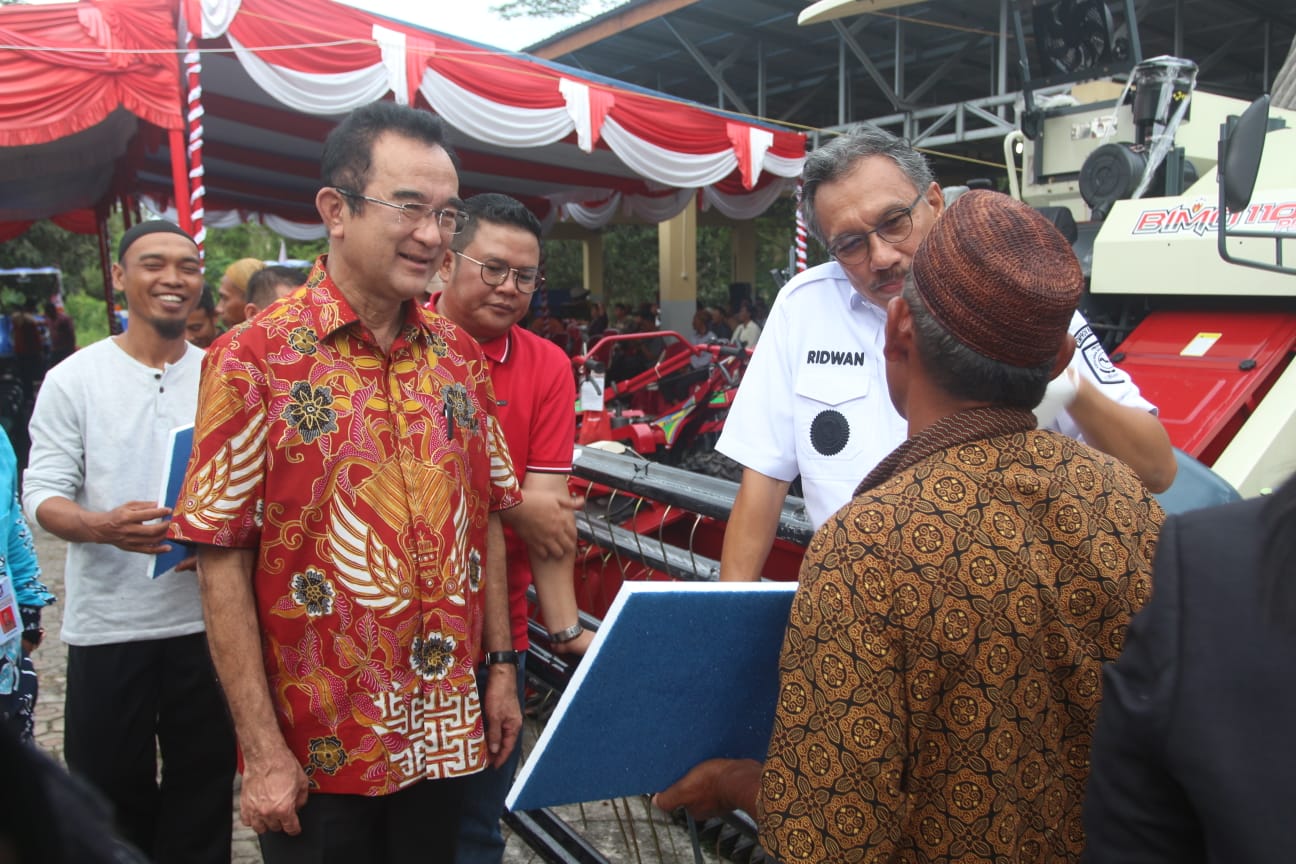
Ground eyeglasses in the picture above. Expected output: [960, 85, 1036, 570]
[826, 191, 925, 265]
[333, 188, 469, 234]
[454, 250, 545, 294]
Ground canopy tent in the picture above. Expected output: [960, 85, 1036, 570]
[0, 0, 806, 246]
[0, 0, 183, 241]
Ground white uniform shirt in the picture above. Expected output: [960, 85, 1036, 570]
[718, 261, 1156, 528]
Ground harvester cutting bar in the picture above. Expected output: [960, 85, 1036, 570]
[573, 447, 813, 546]
[575, 509, 721, 582]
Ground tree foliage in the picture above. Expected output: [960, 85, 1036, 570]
[201, 222, 326, 289]
[540, 196, 827, 314]
[0, 215, 327, 347]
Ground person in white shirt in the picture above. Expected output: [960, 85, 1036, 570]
[731, 302, 761, 349]
[23, 220, 235, 862]
[717, 125, 1176, 581]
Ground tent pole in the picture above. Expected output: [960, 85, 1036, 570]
[182, 27, 206, 261]
[97, 212, 120, 336]
[168, 127, 192, 233]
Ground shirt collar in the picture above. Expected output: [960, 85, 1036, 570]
[835, 267, 887, 322]
[426, 290, 513, 363]
[479, 330, 512, 364]
[302, 256, 433, 345]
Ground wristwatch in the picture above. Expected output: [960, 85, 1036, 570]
[485, 650, 521, 667]
[548, 622, 584, 644]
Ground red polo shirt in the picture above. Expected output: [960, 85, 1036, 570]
[479, 322, 577, 649]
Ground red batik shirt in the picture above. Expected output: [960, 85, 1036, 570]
[170, 259, 521, 795]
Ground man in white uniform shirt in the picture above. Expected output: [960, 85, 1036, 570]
[717, 125, 1176, 581]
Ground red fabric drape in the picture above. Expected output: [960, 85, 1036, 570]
[0, 209, 101, 242]
[0, 221, 33, 242]
[53, 210, 100, 234]
[0, 0, 184, 147]
[430, 43, 568, 111]
[216, 0, 381, 74]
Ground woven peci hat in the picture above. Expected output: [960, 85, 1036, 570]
[910, 189, 1081, 368]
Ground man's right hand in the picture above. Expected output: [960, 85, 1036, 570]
[240, 745, 310, 835]
[87, 500, 174, 554]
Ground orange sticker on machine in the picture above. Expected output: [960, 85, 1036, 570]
[1180, 332, 1222, 357]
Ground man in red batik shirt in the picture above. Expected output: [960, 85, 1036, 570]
[169, 101, 522, 864]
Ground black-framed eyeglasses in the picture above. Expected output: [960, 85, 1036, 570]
[826, 191, 925, 265]
[454, 250, 545, 294]
[333, 187, 469, 234]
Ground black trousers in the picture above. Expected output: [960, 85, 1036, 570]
[65, 632, 236, 864]
[258, 775, 470, 864]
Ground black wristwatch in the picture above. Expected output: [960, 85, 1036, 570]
[485, 650, 521, 667]
[20, 606, 42, 648]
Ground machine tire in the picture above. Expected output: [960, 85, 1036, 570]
[679, 448, 744, 482]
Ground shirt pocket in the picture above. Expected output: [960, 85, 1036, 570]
[792, 366, 874, 472]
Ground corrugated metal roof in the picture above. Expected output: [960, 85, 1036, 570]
[529, 0, 1295, 175]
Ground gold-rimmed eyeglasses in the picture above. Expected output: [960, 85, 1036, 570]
[826, 191, 925, 265]
[454, 250, 544, 294]
[333, 188, 469, 234]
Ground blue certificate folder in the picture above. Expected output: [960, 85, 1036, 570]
[506, 581, 797, 812]
[152, 423, 194, 579]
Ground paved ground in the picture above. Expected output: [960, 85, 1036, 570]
[28, 525, 702, 864]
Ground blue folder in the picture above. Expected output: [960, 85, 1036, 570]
[152, 423, 194, 579]
[507, 581, 797, 812]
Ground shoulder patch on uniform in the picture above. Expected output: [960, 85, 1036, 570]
[1075, 323, 1127, 385]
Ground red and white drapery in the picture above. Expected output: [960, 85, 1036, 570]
[0, 0, 184, 236]
[182, 0, 805, 233]
[0, 0, 806, 240]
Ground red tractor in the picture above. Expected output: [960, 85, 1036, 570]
[572, 330, 750, 479]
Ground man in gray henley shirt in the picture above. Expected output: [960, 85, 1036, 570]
[23, 220, 236, 864]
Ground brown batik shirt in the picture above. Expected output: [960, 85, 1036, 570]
[756, 407, 1163, 863]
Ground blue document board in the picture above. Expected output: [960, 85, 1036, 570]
[507, 581, 797, 812]
[152, 423, 194, 579]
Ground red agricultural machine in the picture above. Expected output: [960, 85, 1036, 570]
[555, 329, 812, 620]
[572, 330, 749, 478]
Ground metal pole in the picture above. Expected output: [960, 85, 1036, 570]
[894, 18, 905, 102]
[1173, 0, 1183, 57]
[1263, 21, 1271, 93]
[998, 0, 1009, 120]
[838, 37, 848, 126]
[96, 212, 119, 336]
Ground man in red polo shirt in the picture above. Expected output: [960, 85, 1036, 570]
[435, 193, 590, 864]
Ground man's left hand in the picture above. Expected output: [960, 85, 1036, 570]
[483, 664, 522, 769]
